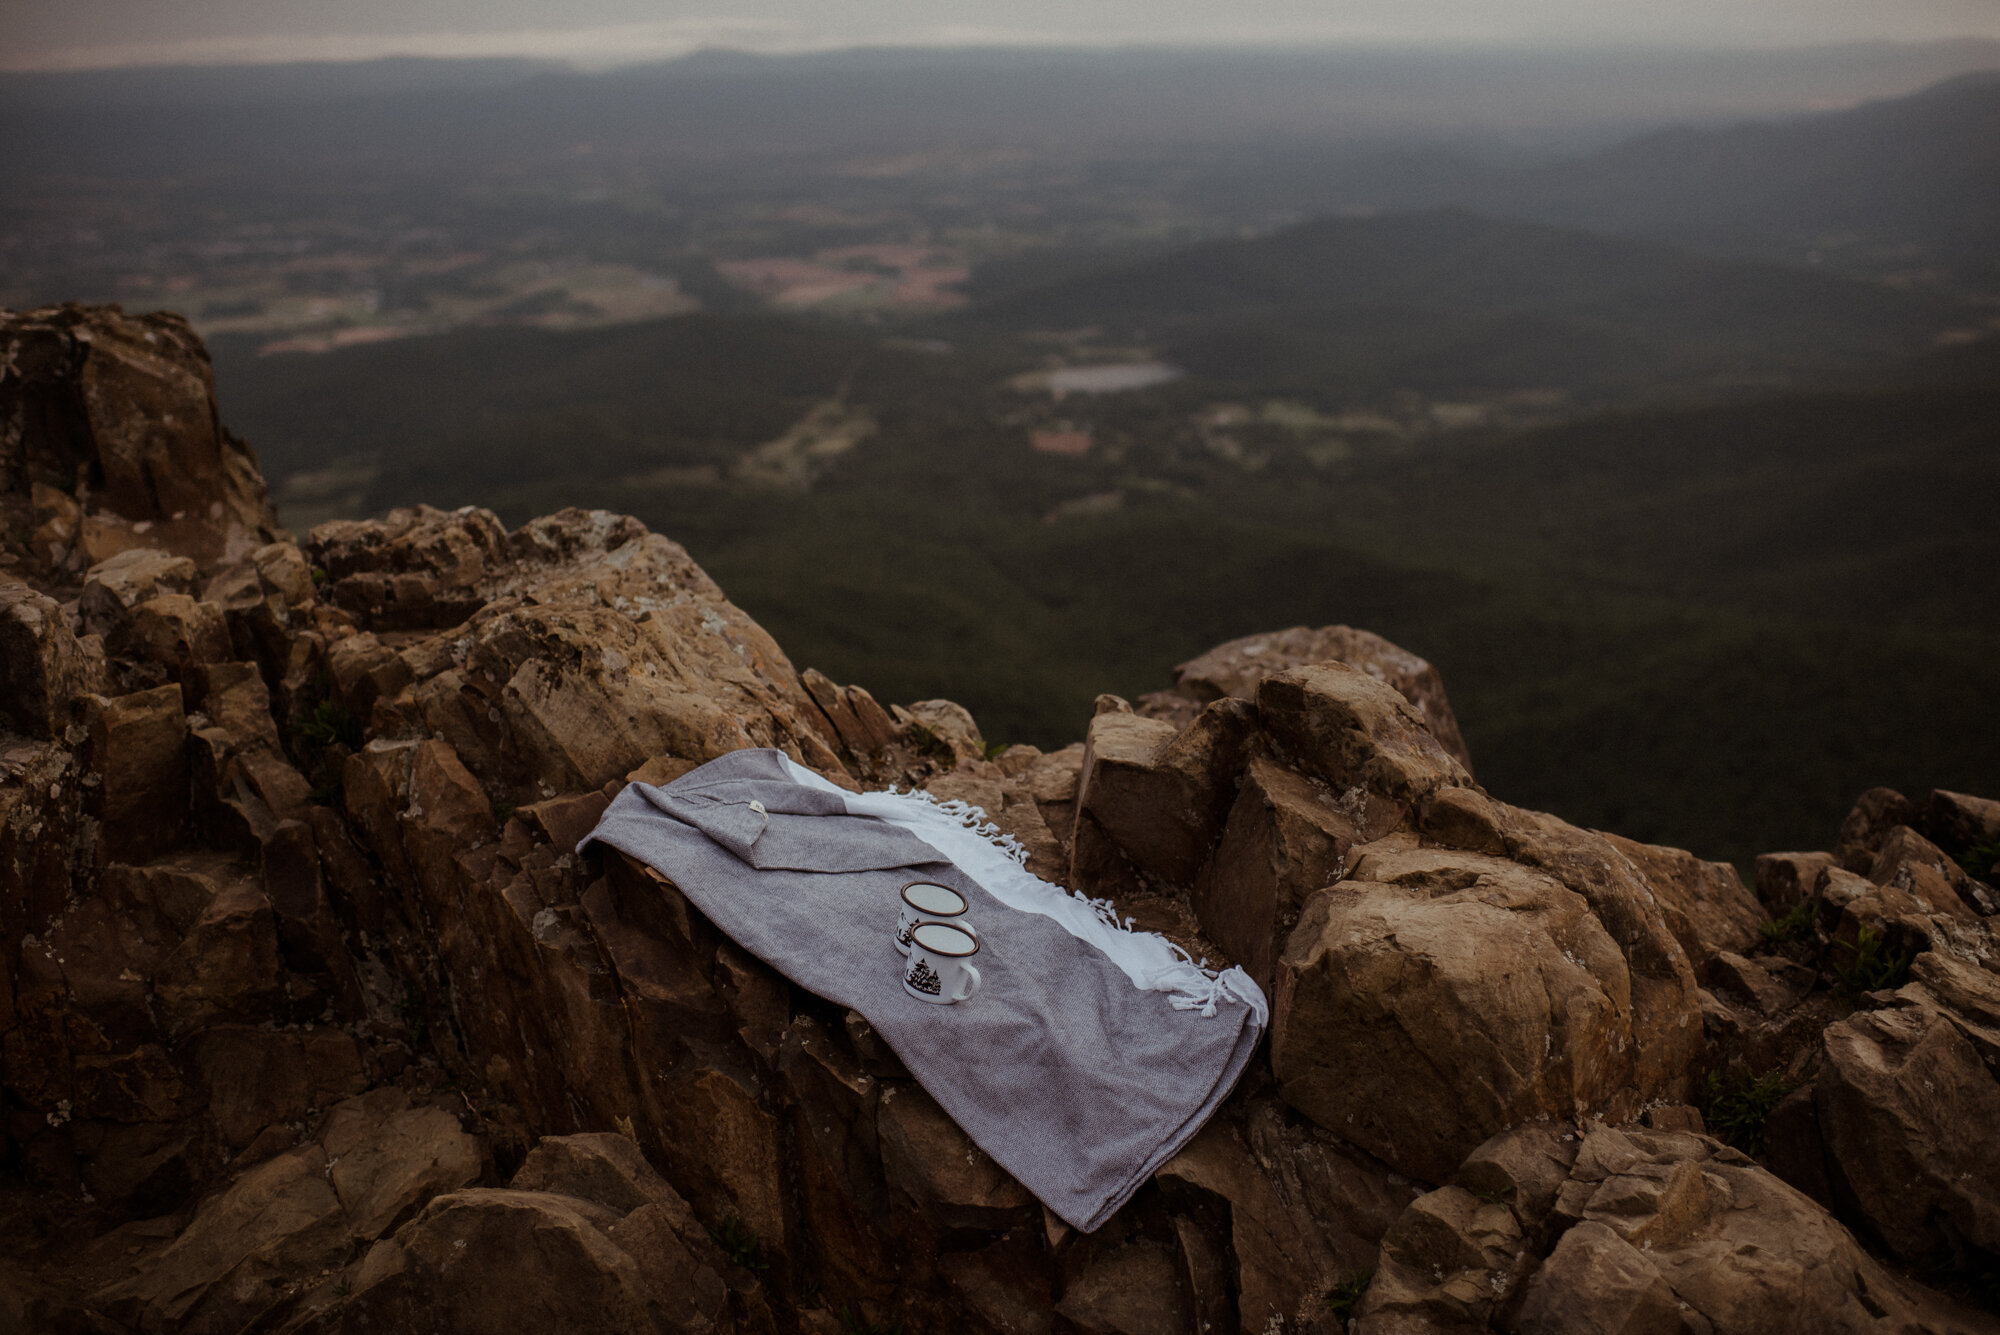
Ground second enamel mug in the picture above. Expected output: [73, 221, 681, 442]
[895, 880, 974, 955]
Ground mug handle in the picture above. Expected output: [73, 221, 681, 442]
[954, 965, 981, 1003]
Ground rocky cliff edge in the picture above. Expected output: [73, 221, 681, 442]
[5, 304, 2000, 1335]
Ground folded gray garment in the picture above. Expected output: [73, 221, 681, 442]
[582, 747, 1265, 1231]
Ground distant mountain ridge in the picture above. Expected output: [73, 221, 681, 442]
[1476, 67, 2000, 258]
[7, 43, 2000, 176]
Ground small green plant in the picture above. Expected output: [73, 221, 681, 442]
[1758, 900, 1814, 945]
[1956, 833, 2000, 881]
[1472, 1186, 1513, 1206]
[331, 1275, 353, 1298]
[838, 1306, 902, 1335]
[706, 1214, 769, 1272]
[309, 565, 328, 586]
[1325, 1269, 1373, 1321]
[493, 801, 517, 823]
[307, 762, 344, 808]
[1829, 925, 1913, 997]
[300, 697, 363, 751]
[982, 739, 1011, 761]
[1700, 1067, 1794, 1156]
[902, 721, 956, 765]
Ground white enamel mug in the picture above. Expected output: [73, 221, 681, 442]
[903, 921, 982, 1005]
[895, 880, 975, 955]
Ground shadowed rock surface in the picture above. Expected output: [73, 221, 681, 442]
[4, 305, 1998, 1334]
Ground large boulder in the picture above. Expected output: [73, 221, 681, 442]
[1754, 850, 1837, 913]
[1815, 992, 2000, 1267]
[0, 581, 96, 738]
[1927, 789, 2000, 874]
[289, 1132, 737, 1335]
[0, 304, 280, 574]
[1420, 789, 1704, 1102]
[319, 1088, 485, 1242]
[317, 506, 848, 791]
[84, 682, 189, 862]
[293, 1190, 669, 1335]
[1155, 1096, 1418, 1334]
[1258, 662, 1471, 810]
[1868, 824, 1993, 918]
[1139, 623, 1473, 774]
[1356, 1123, 1989, 1335]
[92, 1145, 350, 1333]
[1834, 786, 1919, 873]
[1192, 755, 1372, 992]
[1603, 832, 1766, 966]
[1272, 846, 1651, 1181]
[1069, 698, 1257, 893]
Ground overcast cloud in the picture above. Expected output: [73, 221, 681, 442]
[7, 0, 2000, 70]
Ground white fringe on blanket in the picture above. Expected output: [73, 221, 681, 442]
[782, 758, 1269, 1025]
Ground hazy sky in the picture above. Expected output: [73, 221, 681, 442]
[8, 0, 2000, 70]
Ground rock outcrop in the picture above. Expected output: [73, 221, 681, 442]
[1354, 1121, 1990, 1334]
[1, 304, 280, 576]
[4, 305, 1997, 1334]
[1138, 623, 1473, 775]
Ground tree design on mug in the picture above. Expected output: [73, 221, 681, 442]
[906, 958, 943, 996]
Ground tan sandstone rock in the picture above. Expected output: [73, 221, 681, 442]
[93, 1145, 348, 1333]
[1603, 832, 1767, 966]
[1141, 623, 1473, 774]
[0, 304, 281, 572]
[1157, 1096, 1419, 1334]
[1192, 755, 1371, 991]
[1272, 846, 1646, 1181]
[1835, 786, 1919, 873]
[1070, 698, 1258, 893]
[314, 506, 846, 792]
[0, 582, 92, 738]
[320, 1087, 485, 1242]
[1927, 789, 2000, 872]
[1815, 999, 2000, 1267]
[1754, 850, 1837, 913]
[292, 1189, 665, 1335]
[1359, 1122, 1989, 1335]
[1258, 661, 1471, 810]
[1869, 824, 1991, 919]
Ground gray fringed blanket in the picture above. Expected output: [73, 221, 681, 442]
[581, 747, 1266, 1231]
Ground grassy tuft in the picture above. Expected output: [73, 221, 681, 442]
[1829, 925, 1913, 997]
[1700, 1068, 1794, 1156]
[706, 1215, 769, 1272]
[1955, 832, 2000, 881]
[300, 697, 364, 751]
[1325, 1269, 1374, 1322]
[1758, 900, 1814, 945]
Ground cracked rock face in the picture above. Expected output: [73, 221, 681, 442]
[1, 303, 280, 576]
[1274, 846, 1649, 1182]
[1138, 623, 1474, 777]
[1357, 1122, 1991, 1335]
[5, 304, 2000, 1335]
[312, 504, 850, 793]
